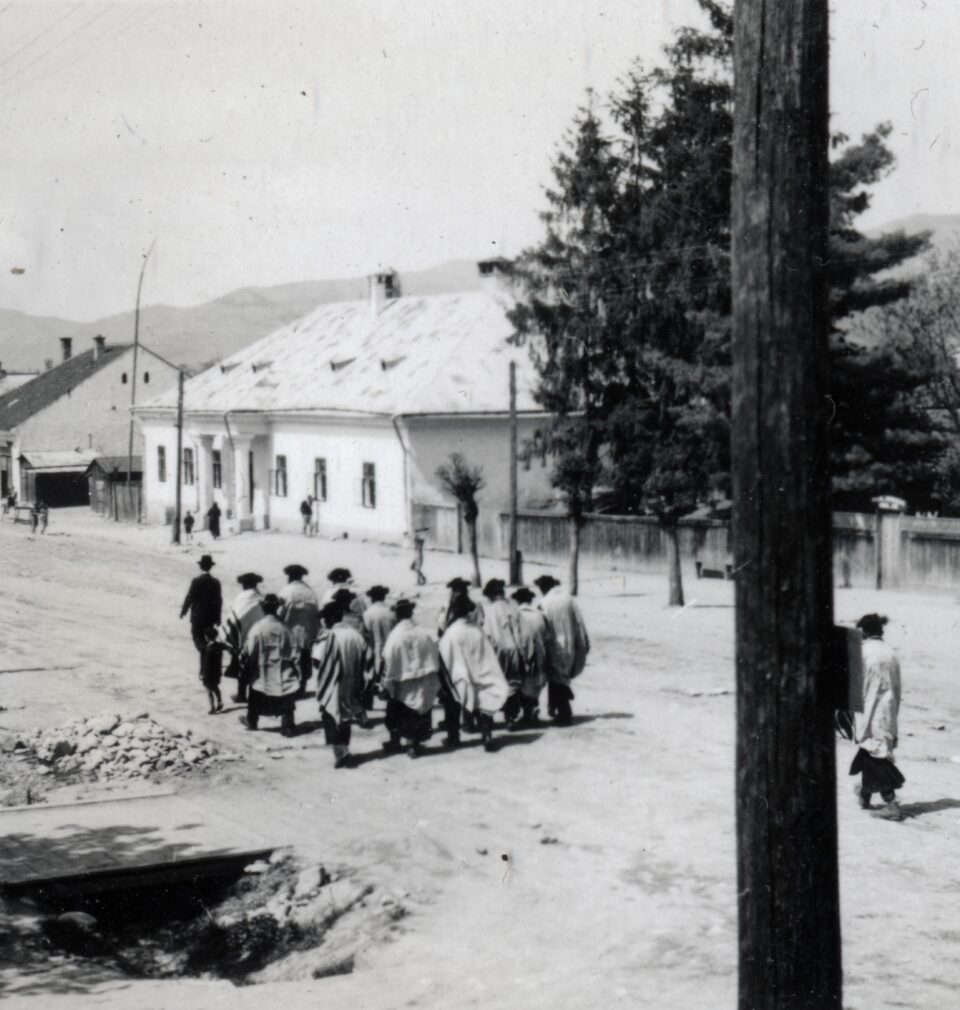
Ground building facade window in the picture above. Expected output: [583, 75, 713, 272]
[157, 446, 167, 483]
[182, 448, 195, 485]
[122, 372, 128, 384]
[314, 457, 327, 502]
[144, 371, 150, 384]
[272, 455, 288, 497]
[361, 462, 376, 509]
[212, 449, 222, 489]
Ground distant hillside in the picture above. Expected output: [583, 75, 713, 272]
[0, 259, 486, 374]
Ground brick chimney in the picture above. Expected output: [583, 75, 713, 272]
[368, 270, 398, 317]
[60, 337, 72, 362]
[93, 335, 106, 361]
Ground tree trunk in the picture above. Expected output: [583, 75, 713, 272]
[568, 518, 581, 595]
[468, 519, 481, 588]
[731, 2, 840, 1008]
[663, 522, 684, 607]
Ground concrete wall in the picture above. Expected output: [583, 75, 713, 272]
[403, 414, 555, 549]
[12, 347, 179, 496]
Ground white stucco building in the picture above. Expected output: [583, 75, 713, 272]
[134, 264, 556, 548]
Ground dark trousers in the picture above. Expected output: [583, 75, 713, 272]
[548, 682, 574, 724]
[385, 700, 432, 743]
[438, 686, 461, 743]
[297, 648, 311, 693]
[246, 691, 295, 731]
[321, 712, 352, 760]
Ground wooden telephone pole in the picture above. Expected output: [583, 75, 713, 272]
[127, 240, 155, 491]
[731, 2, 841, 1009]
[172, 371, 184, 545]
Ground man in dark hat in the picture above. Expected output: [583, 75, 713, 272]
[180, 555, 223, 679]
[381, 599, 443, 756]
[439, 594, 509, 751]
[481, 579, 524, 724]
[279, 564, 320, 697]
[363, 585, 396, 678]
[437, 576, 485, 638]
[219, 572, 265, 703]
[206, 500, 221, 540]
[509, 586, 552, 727]
[322, 568, 356, 607]
[312, 599, 372, 768]
[850, 613, 905, 820]
[241, 593, 300, 736]
[533, 574, 589, 726]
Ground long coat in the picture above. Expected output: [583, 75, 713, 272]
[515, 603, 552, 699]
[312, 624, 370, 724]
[219, 588, 265, 672]
[482, 597, 523, 684]
[540, 587, 590, 686]
[439, 618, 509, 716]
[278, 579, 320, 652]
[245, 614, 300, 698]
[855, 637, 902, 761]
[363, 601, 397, 673]
[180, 572, 222, 633]
[381, 619, 442, 715]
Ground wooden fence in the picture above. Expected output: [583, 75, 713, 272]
[91, 482, 142, 523]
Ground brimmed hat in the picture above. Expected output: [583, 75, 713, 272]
[237, 572, 263, 588]
[332, 587, 356, 607]
[446, 577, 470, 591]
[392, 597, 416, 616]
[320, 602, 342, 624]
[327, 567, 352, 583]
[511, 586, 535, 604]
[533, 575, 559, 593]
[450, 595, 476, 618]
[367, 585, 389, 601]
[198, 554, 215, 570]
[482, 578, 506, 600]
[261, 593, 281, 615]
[856, 613, 888, 638]
[284, 564, 308, 579]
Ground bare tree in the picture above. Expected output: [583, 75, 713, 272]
[436, 453, 486, 587]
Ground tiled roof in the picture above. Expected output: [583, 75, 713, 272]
[0, 346, 131, 431]
[140, 290, 543, 417]
[19, 449, 98, 471]
[86, 455, 143, 476]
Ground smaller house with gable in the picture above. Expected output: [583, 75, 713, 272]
[134, 262, 556, 548]
[0, 336, 180, 504]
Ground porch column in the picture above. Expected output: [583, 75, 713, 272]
[232, 436, 252, 528]
[197, 435, 215, 518]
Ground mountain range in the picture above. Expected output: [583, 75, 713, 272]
[3, 215, 959, 377]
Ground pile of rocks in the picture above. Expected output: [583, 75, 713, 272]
[14, 711, 222, 781]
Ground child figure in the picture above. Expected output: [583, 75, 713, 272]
[201, 625, 224, 714]
[39, 502, 48, 534]
[184, 511, 195, 542]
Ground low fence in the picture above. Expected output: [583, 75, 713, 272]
[482, 507, 960, 593]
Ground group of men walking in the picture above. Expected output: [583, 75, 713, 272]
[180, 557, 590, 768]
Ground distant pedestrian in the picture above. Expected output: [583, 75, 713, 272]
[313, 601, 372, 769]
[240, 594, 300, 736]
[381, 599, 443, 756]
[219, 572, 265, 703]
[850, 613, 905, 820]
[321, 567, 356, 608]
[206, 501, 222, 540]
[278, 563, 320, 697]
[179, 554, 223, 678]
[533, 575, 590, 726]
[38, 501, 48, 534]
[410, 530, 427, 586]
[200, 626, 224, 714]
[299, 495, 313, 537]
[29, 501, 39, 533]
[2, 490, 16, 520]
[183, 511, 195, 542]
[438, 594, 509, 751]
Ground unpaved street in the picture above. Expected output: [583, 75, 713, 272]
[2, 511, 960, 1009]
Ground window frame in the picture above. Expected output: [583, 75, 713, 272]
[157, 445, 167, 483]
[313, 457, 327, 502]
[361, 462, 376, 509]
[182, 447, 195, 486]
[212, 449, 222, 489]
[272, 454, 288, 498]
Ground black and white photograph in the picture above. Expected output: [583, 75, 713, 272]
[0, 2, 957, 1007]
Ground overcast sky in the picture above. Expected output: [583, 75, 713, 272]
[0, 0, 955, 321]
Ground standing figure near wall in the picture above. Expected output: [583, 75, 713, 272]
[206, 500, 221, 540]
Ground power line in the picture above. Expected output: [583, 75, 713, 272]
[0, 3, 82, 69]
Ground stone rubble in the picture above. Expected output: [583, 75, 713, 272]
[11, 711, 234, 782]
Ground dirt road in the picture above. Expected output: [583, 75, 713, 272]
[2, 510, 959, 1009]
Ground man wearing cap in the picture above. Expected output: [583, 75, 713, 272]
[219, 572, 266, 703]
[509, 586, 552, 726]
[322, 568, 364, 609]
[279, 564, 320, 697]
[534, 575, 590, 726]
[313, 600, 372, 768]
[179, 554, 223, 678]
[381, 599, 443, 756]
[241, 594, 300, 736]
[439, 595, 509, 751]
[436, 577, 485, 638]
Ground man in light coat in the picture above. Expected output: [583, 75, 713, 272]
[278, 563, 320, 697]
[219, 572, 266, 703]
[510, 586, 553, 726]
[241, 594, 300, 736]
[533, 575, 590, 726]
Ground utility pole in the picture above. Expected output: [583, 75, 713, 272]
[731, 3, 840, 1009]
[172, 371, 184, 546]
[508, 361, 520, 583]
[127, 240, 155, 495]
